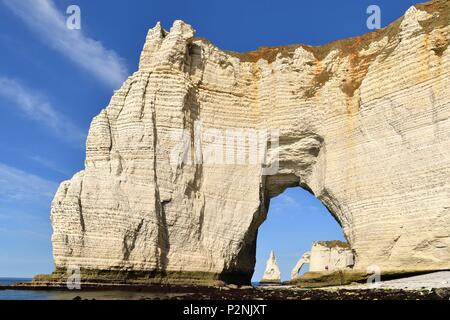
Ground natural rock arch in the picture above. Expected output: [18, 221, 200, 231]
[40, 1, 450, 286]
[291, 251, 311, 280]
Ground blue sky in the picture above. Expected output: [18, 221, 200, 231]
[0, 0, 420, 278]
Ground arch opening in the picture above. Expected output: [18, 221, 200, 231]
[252, 186, 350, 284]
[294, 263, 310, 278]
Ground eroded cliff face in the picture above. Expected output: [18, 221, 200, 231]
[49, 1, 450, 284]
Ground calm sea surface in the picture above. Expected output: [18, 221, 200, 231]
[1, 278, 256, 300]
[0, 278, 53, 300]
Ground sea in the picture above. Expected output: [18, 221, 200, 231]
[0, 278, 185, 300]
[0, 278, 260, 300]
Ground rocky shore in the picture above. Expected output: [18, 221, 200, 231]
[1, 283, 449, 300]
[2, 272, 450, 300]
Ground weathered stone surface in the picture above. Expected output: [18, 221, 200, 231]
[48, 0, 450, 285]
[309, 241, 354, 272]
[260, 251, 281, 284]
[291, 241, 354, 280]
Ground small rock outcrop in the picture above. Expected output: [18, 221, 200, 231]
[291, 241, 354, 280]
[260, 251, 281, 284]
[40, 0, 450, 286]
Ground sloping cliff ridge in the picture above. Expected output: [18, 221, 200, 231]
[40, 0, 449, 285]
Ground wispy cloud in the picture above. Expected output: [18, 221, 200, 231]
[271, 193, 320, 215]
[0, 210, 40, 221]
[278, 194, 298, 206]
[0, 226, 49, 240]
[29, 155, 72, 177]
[0, 77, 86, 146]
[2, 0, 128, 88]
[0, 162, 58, 204]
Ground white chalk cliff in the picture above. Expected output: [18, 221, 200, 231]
[47, 1, 450, 285]
[261, 251, 281, 283]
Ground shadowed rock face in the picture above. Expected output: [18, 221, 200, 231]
[49, 0, 450, 285]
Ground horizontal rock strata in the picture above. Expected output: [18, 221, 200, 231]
[42, 0, 450, 286]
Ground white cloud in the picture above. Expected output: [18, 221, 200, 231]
[271, 193, 320, 215]
[278, 194, 298, 206]
[29, 155, 72, 176]
[0, 162, 58, 204]
[3, 0, 128, 88]
[0, 227, 49, 240]
[0, 77, 86, 146]
[0, 211, 40, 223]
